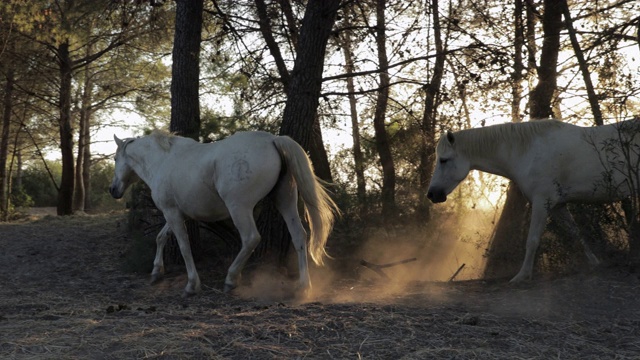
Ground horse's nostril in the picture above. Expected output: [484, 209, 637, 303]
[427, 191, 434, 200]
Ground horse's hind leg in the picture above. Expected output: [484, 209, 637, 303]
[225, 206, 261, 293]
[151, 223, 172, 284]
[274, 179, 311, 295]
[552, 206, 600, 266]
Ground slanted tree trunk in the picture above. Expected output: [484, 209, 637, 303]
[484, 0, 562, 279]
[560, 0, 602, 126]
[256, 0, 340, 264]
[418, 0, 446, 221]
[253, 0, 332, 181]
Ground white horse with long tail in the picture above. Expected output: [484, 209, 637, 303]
[427, 119, 640, 282]
[109, 130, 339, 296]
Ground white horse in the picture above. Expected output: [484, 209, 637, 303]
[427, 119, 640, 282]
[109, 130, 339, 296]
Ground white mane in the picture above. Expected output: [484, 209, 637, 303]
[440, 120, 567, 156]
[149, 130, 175, 152]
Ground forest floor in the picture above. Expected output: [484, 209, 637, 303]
[1, 209, 640, 359]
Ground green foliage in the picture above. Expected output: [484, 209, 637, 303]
[10, 186, 34, 208]
[89, 161, 118, 210]
[19, 161, 61, 207]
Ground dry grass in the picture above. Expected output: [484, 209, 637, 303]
[1, 211, 640, 359]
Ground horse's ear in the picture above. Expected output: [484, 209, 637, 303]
[114, 135, 123, 147]
[446, 131, 455, 145]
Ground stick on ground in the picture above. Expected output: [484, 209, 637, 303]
[360, 258, 417, 279]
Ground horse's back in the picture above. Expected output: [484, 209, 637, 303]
[522, 120, 640, 203]
[151, 131, 282, 221]
[209, 131, 283, 202]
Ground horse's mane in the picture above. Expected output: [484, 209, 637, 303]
[149, 130, 176, 152]
[441, 120, 567, 156]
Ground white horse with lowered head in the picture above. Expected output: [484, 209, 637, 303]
[428, 119, 640, 282]
[110, 130, 339, 296]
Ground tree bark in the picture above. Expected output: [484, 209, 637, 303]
[340, 10, 367, 213]
[254, 0, 333, 182]
[0, 66, 13, 220]
[484, 0, 562, 279]
[560, 0, 603, 126]
[167, 0, 205, 263]
[528, 0, 562, 120]
[372, 0, 397, 220]
[57, 40, 75, 216]
[511, 0, 525, 123]
[256, 0, 340, 264]
[74, 56, 93, 212]
[418, 0, 446, 220]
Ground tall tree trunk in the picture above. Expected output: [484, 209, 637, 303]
[82, 107, 91, 211]
[511, 0, 525, 123]
[308, 116, 333, 182]
[74, 63, 93, 212]
[341, 12, 367, 214]
[167, 0, 204, 263]
[484, 0, 562, 279]
[0, 66, 13, 220]
[525, 0, 538, 71]
[418, 0, 446, 220]
[254, 0, 332, 182]
[372, 0, 397, 220]
[256, 0, 340, 264]
[528, 0, 562, 120]
[170, 0, 203, 140]
[57, 40, 75, 216]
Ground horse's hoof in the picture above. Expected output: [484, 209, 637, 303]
[181, 290, 197, 298]
[294, 286, 311, 301]
[223, 283, 236, 294]
[509, 274, 529, 283]
[150, 274, 163, 285]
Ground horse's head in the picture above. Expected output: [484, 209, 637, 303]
[427, 131, 471, 203]
[109, 135, 139, 199]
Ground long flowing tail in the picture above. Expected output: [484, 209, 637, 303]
[272, 136, 340, 265]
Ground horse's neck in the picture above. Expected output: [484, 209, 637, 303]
[469, 154, 514, 178]
[459, 132, 517, 179]
[128, 141, 167, 184]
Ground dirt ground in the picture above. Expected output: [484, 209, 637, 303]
[1, 210, 640, 359]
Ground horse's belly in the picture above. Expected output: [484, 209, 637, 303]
[181, 196, 230, 222]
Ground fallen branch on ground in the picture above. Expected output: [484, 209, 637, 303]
[360, 258, 417, 279]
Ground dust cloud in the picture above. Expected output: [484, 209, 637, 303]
[236, 208, 499, 304]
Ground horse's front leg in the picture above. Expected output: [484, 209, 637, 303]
[151, 223, 172, 284]
[165, 214, 201, 296]
[511, 200, 548, 283]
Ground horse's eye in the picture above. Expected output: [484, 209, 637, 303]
[439, 158, 449, 165]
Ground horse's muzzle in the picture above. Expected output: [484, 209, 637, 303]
[427, 190, 447, 203]
[109, 185, 123, 199]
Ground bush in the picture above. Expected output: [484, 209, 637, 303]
[19, 161, 61, 207]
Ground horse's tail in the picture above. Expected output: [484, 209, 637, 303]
[272, 136, 340, 266]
